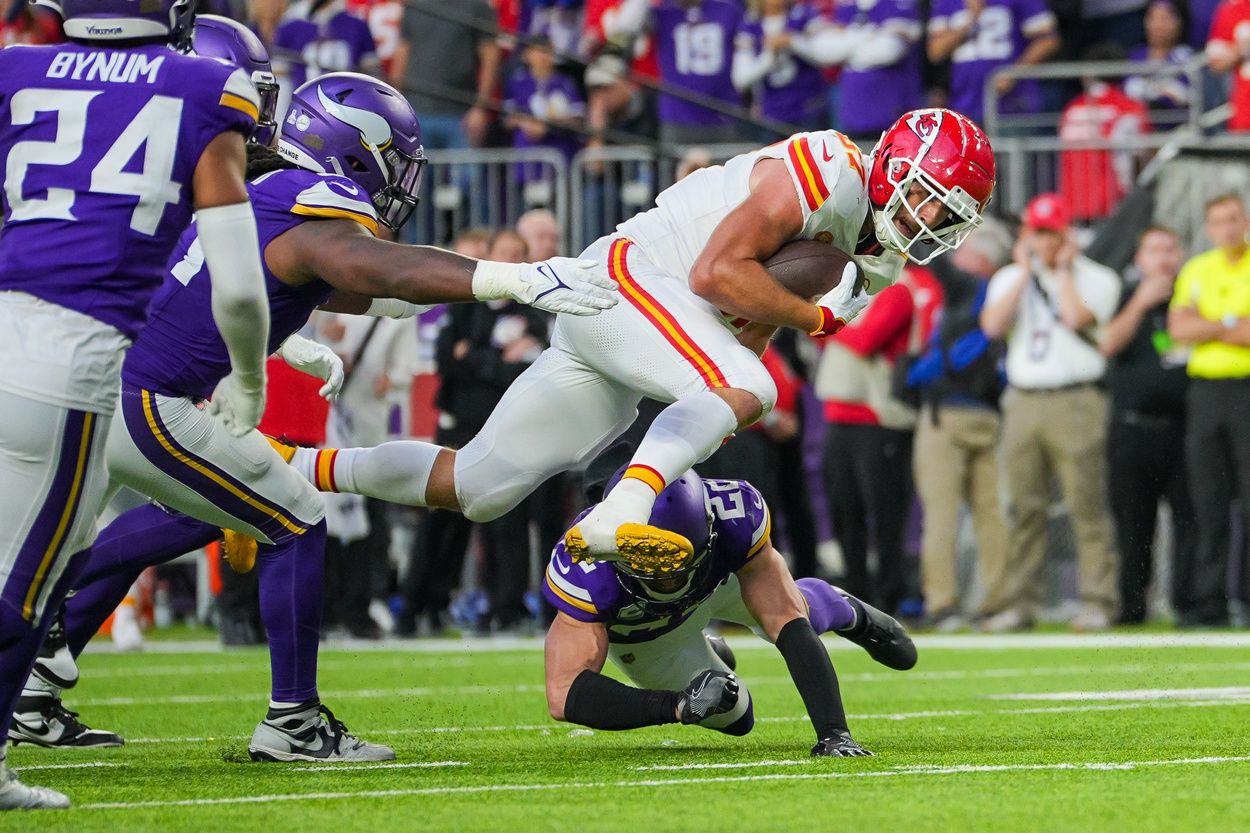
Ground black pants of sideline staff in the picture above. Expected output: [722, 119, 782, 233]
[1183, 378, 1250, 625]
[1107, 412, 1196, 624]
[822, 421, 914, 615]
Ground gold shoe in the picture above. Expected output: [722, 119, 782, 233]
[265, 435, 299, 463]
[564, 523, 693, 574]
[221, 528, 258, 573]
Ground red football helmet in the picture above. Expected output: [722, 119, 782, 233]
[867, 109, 996, 264]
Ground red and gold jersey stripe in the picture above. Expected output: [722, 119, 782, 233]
[608, 239, 728, 389]
[787, 136, 830, 212]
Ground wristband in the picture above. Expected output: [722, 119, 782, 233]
[471, 260, 519, 301]
[808, 306, 845, 337]
[366, 297, 430, 319]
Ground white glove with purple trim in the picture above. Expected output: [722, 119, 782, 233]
[276, 333, 344, 401]
[472, 257, 618, 316]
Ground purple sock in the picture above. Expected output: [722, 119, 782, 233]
[796, 578, 856, 634]
[65, 504, 222, 656]
[258, 519, 327, 703]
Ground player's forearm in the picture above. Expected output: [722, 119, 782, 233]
[199, 202, 270, 382]
[775, 618, 852, 740]
[559, 670, 681, 729]
[691, 259, 822, 333]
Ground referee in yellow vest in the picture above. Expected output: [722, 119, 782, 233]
[1168, 193, 1250, 627]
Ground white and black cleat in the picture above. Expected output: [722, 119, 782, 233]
[833, 588, 918, 671]
[248, 702, 395, 763]
[0, 766, 69, 811]
[9, 695, 123, 749]
[31, 610, 78, 691]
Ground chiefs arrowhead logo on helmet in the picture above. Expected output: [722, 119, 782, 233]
[906, 110, 942, 143]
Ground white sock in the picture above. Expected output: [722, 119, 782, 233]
[292, 442, 441, 506]
[20, 675, 58, 701]
[609, 391, 737, 512]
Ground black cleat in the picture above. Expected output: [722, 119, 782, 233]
[9, 695, 123, 749]
[811, 731, 873, 757]
[706, 633, 736, 671]
[833, 588, 917, 671]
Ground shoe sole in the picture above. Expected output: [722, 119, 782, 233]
[248, 746, 396, 763]
[564, 523, 694, 574]
[9, 734, 123, 749]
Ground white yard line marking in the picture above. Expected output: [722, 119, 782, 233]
[74, 660, 1250, 707]
[13, 762, 126, 772]
[75, 755, 1250, 810]
[82, 631, 1250, 656]
[294, 761, 470, 773]
[118, 697, 1250, 745]
[635, 760, 809, 772]
[991, 686, 1250, 702]
[77, 657, 476, 679]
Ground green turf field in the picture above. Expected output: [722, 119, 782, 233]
[4, 633, 1249, 832]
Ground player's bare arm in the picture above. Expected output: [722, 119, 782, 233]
[265, 219, 616, 316]
[543, 612, 738, 730]
[689, 158, 824, 334]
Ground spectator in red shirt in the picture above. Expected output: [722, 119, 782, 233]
[1058, 45, 1150, 224]
[814, 268, 943, 615]
[1207, 0, 1250, 131]
[1, 0, 62, 46]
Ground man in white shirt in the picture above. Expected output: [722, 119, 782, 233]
[979, 193, 1122, 631]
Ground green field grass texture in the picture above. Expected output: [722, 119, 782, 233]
[4, 635, 1249, 833]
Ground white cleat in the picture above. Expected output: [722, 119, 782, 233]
[248, 702, 395, 763]
[0, 766, 69, 811]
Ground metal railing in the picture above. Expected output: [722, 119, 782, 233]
[983, 57, 1209, 136]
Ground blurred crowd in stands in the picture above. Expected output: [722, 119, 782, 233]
[6, 0, 1250, 638]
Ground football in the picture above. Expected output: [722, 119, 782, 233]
[763, 240, 866, 301]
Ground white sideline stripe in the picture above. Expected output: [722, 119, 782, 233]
[73, 659, 1250, 707]
[991, 687, 1250, 702]
[636, 760, 808, 772]
[83, 631, 1250, 656]
[14, 762, 126, 772]
[120, 697, 1250, 745]
[78, 657, 477, 679]
[295, 761, 469, 773]
[76, 756, 1250, 810]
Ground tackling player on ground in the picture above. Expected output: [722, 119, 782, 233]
[542, 449, 916, 755]
[0, 0, 272, 809]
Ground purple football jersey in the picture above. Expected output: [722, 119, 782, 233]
[542, 479, 771, 644]
[929, 0, 1055, 120]
[737, 4, 829, 126]
[123, 167, 378, 398]
[275, 1, 378, 88]
[0, 44, 257, 340]
[833, 0, 924, 136]
[504, 67, 585, 181]
[653, 0, 744, 126]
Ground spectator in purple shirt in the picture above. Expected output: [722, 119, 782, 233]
[274, 0, 379, 91]
[927, 0, 1060, 124]
[828, 0, 924, 138]
[732, 0, 834, 133]
[611, 0, 746, 144]
[504, 34, 587, 182]
[1125, 0, 1195, 116]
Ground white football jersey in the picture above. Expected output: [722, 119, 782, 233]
[615, 131, 905, 287]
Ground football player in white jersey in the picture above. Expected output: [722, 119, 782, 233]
[282, 108, 996, 573]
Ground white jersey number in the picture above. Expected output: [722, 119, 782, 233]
[5, 88, 184, 235]
[674, 22, 726, 76]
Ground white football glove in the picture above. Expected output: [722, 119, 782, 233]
[208, 370, 267, 438]
[472, 257, 618, 316]
[811, 262, 870, 336]
[276, 334, 344, 401]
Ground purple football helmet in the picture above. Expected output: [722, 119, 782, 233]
[36, 0, 198, 48]
[278, 72, 426, 232]
[192, 15, 279, 146]
[604, 467, 715, 587]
